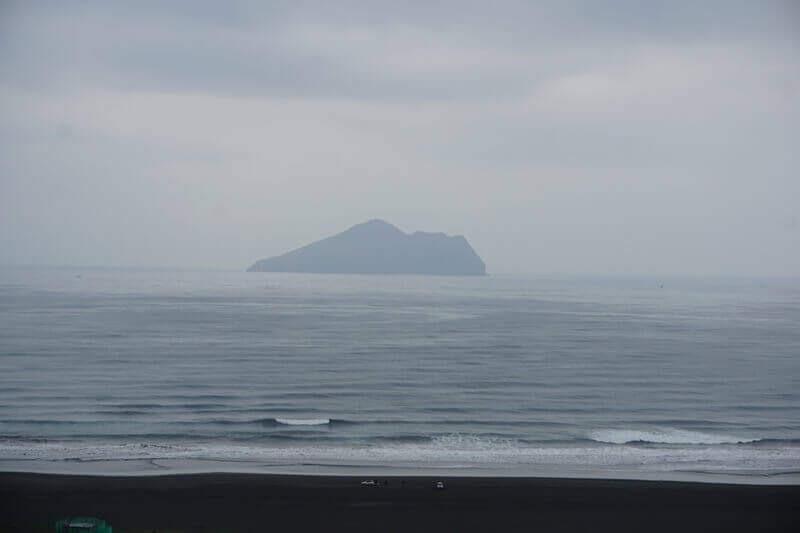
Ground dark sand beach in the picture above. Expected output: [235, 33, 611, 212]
[2, 472, 798, 532]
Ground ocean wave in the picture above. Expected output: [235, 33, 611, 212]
[3, 436, 800, 477]
[0, 419, 84, 425]
[371, 434, 432, 444]
[753, 438, 800, 445]
[589, 428, 760, 445]
[251, 417, 363, 427]
[431, 434, 517, 450]
[95, 410, 150, 416]
[275, 418, 331, 426]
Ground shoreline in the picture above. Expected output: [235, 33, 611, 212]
[3, 462, 800, 486]
[4, 455, 800, 486]
[3, 471, 799, 532]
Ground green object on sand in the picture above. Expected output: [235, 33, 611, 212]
[55, 517, 112, 532]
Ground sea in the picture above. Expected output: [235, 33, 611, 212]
[1, 268, 799, 484]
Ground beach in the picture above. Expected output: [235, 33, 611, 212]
[2, 472, 798, 532]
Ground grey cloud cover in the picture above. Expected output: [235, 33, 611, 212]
[1, 0, 798, 275]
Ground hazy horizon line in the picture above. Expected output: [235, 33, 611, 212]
[2, 262, 798, 282]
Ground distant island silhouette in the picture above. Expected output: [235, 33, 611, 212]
[248, 219, 487, 275]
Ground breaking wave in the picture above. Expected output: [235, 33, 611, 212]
[274, 418, 331, 426]
[3, 434, 800, 479]
[589, 428, 760, 445]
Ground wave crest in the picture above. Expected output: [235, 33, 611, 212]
[589, 428, 760, 445]
[275, 418, 330, 426]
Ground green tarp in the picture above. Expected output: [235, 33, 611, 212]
[55, 517, 112, 533]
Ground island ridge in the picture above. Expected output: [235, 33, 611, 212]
[248, 219, 487, 275]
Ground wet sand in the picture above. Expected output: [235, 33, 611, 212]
[2, 472, 798, 532]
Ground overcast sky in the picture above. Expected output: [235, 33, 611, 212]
[1, 1, 798, 276]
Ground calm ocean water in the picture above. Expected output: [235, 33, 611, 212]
[1, 268, 799, 482]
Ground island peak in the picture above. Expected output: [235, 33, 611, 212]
[248, 220, 486, 276]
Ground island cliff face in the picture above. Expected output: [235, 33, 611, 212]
[248, 219, 487, 275]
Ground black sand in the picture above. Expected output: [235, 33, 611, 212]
[2, 472, 798, 532]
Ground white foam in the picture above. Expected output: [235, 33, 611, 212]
[2, 434, 797, 478]
[431, 434, 516, 450]
[589, 428, 759, 445]
[275, 418, 330, 426]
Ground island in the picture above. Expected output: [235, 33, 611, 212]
[247, 219, 487, 275]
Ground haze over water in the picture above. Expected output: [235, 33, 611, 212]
[1, 268, 798, 483]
